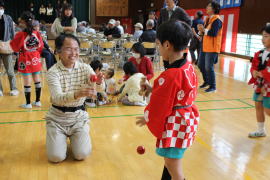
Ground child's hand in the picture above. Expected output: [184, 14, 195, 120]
[136, 116, 147, 127]
[141, 83, 152, 97]
[252, 70, 259, 78]
[257, 71, 263, 78]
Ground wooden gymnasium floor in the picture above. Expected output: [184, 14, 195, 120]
[0, 54, 269, 180]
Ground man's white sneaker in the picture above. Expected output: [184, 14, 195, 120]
[0, 91, 3, 96]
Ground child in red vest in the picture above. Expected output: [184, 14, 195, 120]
[136, 20, 199, 180]
[0, 11, 44, 108]
[248, 23, 270, 138]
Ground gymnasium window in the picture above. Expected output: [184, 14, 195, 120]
[236, 34, 264, 57]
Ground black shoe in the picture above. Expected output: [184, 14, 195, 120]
[205, 87, 216, 93]
[199, 83, 209, 89]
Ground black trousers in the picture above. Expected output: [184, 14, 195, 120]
[42, 49, 57, 70]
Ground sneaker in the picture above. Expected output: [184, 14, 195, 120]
[248, 131, 266, 138]
[85, 102, 96, 108]
[199, 83, 209, 89]
[10, 89, 19, 96]
[98, 101, 106, 106]
[0, 91, 3, 96]
[21, 104, 32, 109]
[205, 87, 216, 93]
[134, 101, 147, 106]
[32, 101, 42, 107]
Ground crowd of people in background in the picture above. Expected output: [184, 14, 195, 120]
[28, 0, 70, 23]
[0, 0, 224, 107]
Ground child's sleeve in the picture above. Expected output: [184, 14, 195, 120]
[250, 52, 260, 75]
[248, 52, 260, 85]
[146, 58, 154, 80]
[261, 60, 270, 83]
[9, 32, 24, 52]
[144, 72, 179, 138]
[54, 18, 64, 34]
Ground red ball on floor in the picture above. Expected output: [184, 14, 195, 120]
[137, 146, 145, 154]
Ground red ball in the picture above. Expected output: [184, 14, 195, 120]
[137, 146, 145, 155]
[90, 75, 98, 82]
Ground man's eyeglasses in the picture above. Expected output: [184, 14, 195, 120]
[62, 47, 80, 53]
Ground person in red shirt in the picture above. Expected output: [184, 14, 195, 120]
[117, 42, 154, 95]
[0, 11, 44, 109]
[128, 42, 154, 81]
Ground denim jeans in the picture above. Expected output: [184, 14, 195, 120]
[198, 52, 218, 89]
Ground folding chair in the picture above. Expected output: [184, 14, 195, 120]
[142, 42, 160, 70]
[79, 40, 93, 64]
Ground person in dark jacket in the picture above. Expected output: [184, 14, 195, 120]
[157, 0, 192, 27]
[148, 11, 157, 30]
[158, 0, 192, 69]
[33, 20, 56, 70]
[190, 11, 204, 64]
[140, 19, 156, 55]
[104, 19, 121, 40]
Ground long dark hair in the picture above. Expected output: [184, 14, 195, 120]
[61, 3, 73, 20]
[60, 3, 73, 26]
[20, 11, 35, 35]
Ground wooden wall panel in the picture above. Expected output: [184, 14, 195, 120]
[96, 0, 128, 17]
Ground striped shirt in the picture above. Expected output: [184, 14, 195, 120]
[46, 60, 101, 126]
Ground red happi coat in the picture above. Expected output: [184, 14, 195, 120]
[248, 50, 270, 97]
[10, 31, 44, 73]
[144, 59, 200, 149]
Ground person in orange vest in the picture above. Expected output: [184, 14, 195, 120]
[198, 1, 223, 93]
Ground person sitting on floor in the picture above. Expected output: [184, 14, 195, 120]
[118, 62, 147, 106]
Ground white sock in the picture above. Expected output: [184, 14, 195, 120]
[257, 122, 265, 133]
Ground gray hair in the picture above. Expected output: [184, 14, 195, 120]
[146, 19, 154, 28]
